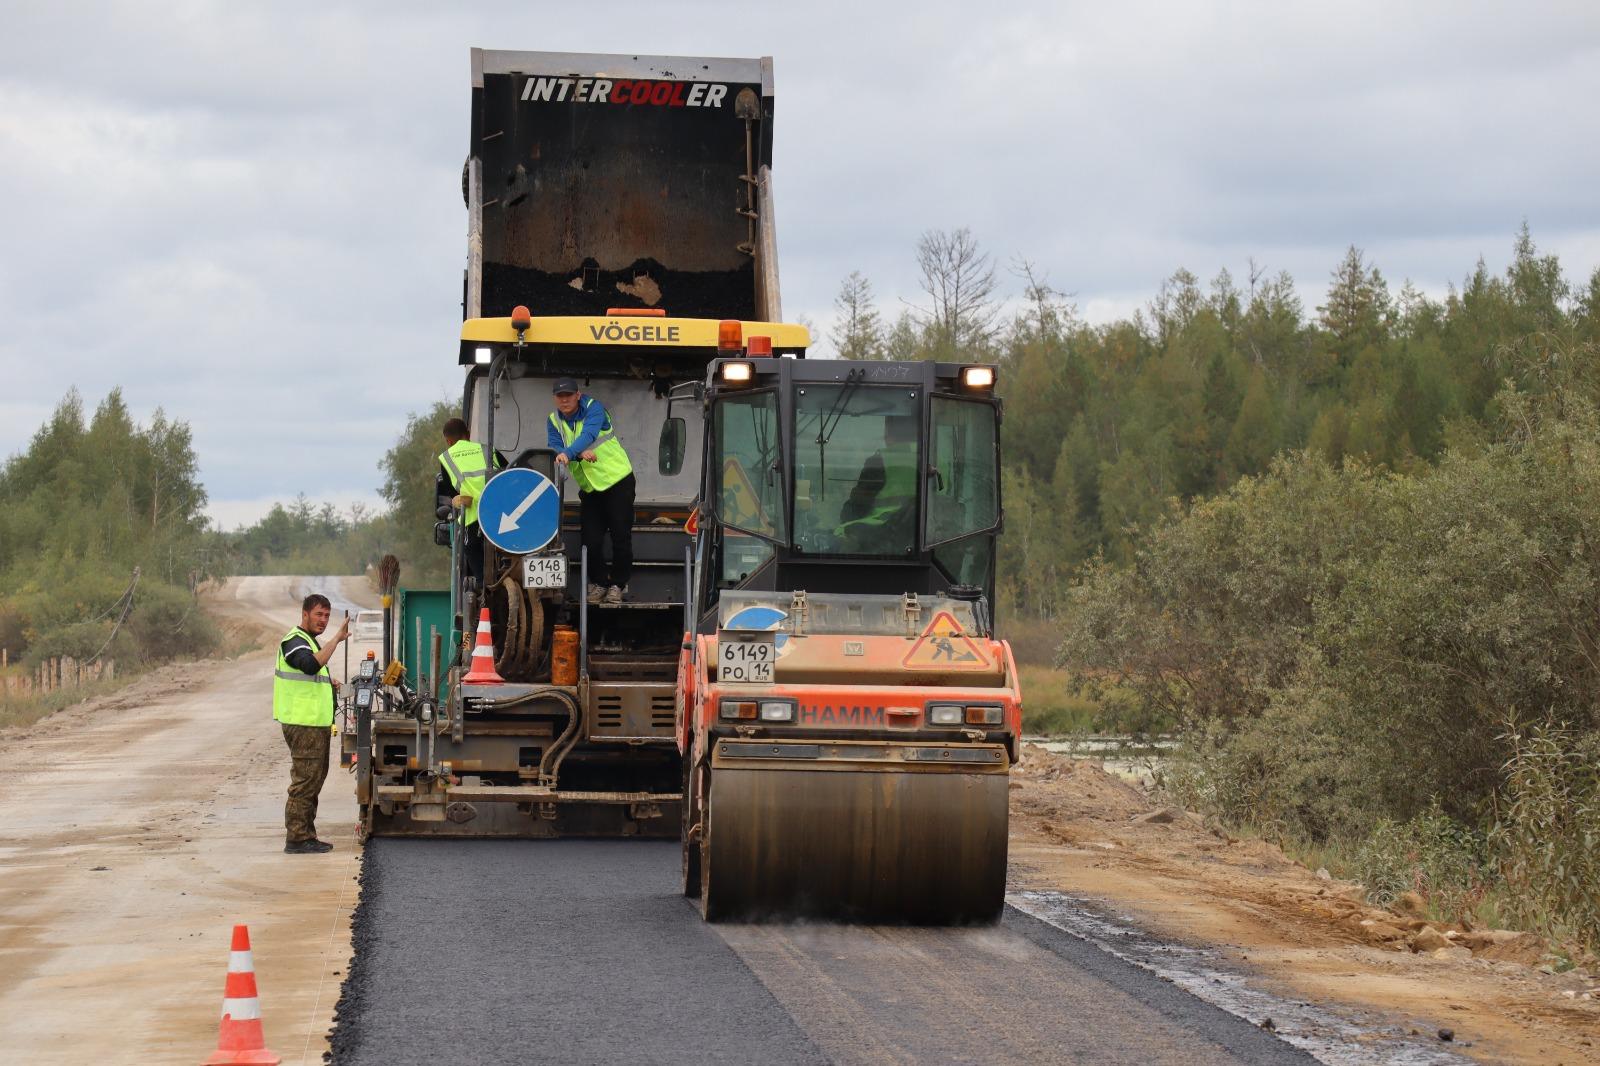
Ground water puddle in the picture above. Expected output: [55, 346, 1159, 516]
[1024, 735, 1174, 787]
[1009, 889, 1474, 1066]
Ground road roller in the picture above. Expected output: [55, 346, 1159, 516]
[677, 355, 1020, 923]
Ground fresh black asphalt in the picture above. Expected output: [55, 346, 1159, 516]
[329, 838, 1318, 1065]
[330, 839, 826, 1065]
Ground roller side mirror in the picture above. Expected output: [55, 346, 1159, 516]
[659, 417, 687, 476]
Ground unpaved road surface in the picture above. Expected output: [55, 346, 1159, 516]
[333, 839, 1314, 1066]
[1009, 747, 1600, 1065]
[0, 576, 376, 1065]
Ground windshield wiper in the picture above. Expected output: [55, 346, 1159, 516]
[814, 368, 864, 501]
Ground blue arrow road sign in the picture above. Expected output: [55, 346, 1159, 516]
[478, 468, 561, 554]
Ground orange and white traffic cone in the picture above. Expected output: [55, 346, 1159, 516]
[203, 924, 281, 1065]
[461, 608, 505, 685]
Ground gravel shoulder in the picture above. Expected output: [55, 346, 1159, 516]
[1008, 744, 1600, 1066]
[0, 576, 374, 1065]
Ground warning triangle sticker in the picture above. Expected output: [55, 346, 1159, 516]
[721, 458, 773, 535]
[902, 610, 990, 670]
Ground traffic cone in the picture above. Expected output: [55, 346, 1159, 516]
[203, 924, 281, 1065]
[462, 608, 505, 685]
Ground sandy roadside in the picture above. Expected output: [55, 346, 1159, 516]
[1009, 744, 1600, 1066]
[0, 576, 375, 1065]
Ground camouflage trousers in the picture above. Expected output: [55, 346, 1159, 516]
[282, 723, 331, 842]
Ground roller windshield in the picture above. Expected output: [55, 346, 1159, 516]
[792, 385, 920, 556]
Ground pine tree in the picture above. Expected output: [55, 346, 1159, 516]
[830, 271, 883, 361]
[1319, 246, 1393, 356]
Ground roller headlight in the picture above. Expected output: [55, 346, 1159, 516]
[759, 700, 795, 722]
[961, 365, 996, 389]
[928, 704, 964, 726]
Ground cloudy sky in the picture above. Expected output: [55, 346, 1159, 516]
[3, 1, 1597, 528]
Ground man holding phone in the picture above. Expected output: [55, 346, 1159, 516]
[274, 593, 347, 853]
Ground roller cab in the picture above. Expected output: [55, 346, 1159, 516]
[679, 357, 1018, 923]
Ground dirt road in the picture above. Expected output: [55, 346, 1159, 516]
[1008, 747, 1600, 1065]
[0, 576, 374, 1065]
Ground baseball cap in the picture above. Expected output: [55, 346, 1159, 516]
[551, 377, 580, 395]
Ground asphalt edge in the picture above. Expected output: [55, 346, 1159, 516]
[1003, 902, 1321, 1065]
[323, 837, 379, 1064]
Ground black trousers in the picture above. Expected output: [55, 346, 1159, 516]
[580, 473, 635, 588]
[462, 522, 485, 589]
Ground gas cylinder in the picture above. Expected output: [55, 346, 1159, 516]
[551, 625, 579, 686]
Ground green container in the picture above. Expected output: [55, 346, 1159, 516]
[396, 587, 454, 701]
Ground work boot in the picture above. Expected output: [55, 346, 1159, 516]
[605, 585, 626, 605]
[284, 839, 333, 854]
[587, 583, 606, 605]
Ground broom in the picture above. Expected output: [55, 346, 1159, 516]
[378, 554, 401, 669]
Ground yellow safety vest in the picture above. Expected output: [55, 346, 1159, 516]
[549, 397, 633, 493]
[438, 438, 494, 527]
[836, 455, 919, 536]
[273, 626, 334, 727]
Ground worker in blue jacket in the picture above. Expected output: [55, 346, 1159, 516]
[547, 378, 635, 604]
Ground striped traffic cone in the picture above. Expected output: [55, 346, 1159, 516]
[462, 608, 505, 684]
[203, 924, 281, 1065]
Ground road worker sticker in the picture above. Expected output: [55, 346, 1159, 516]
[721, 457, 774, 535]
[902, 611, 990, 670]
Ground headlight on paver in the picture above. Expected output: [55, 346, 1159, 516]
[928, 704, 964, 726]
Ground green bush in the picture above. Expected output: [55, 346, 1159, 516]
[1352, 805, 1488, 919]
[123, 581, 219, 663]
[1491, 724, 1600, 953]
[1058, 340, 1600, 946]
[24, 619, 121, 666]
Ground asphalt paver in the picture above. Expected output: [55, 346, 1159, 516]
[334, 838, 1319, 1065]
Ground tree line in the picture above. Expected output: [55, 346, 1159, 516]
[0, 389, 219, 668]
[832, 225, 1600, 624]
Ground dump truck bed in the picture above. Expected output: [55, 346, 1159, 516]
[467, 49, 779, 321]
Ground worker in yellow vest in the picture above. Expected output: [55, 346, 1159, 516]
[836, 413, 920, 554]
[547, 378, 635, 605]
[274, 593, 346, 854]
[438, 417, 501, 590]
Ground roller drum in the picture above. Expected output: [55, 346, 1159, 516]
[700, 766, 1008, 924]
